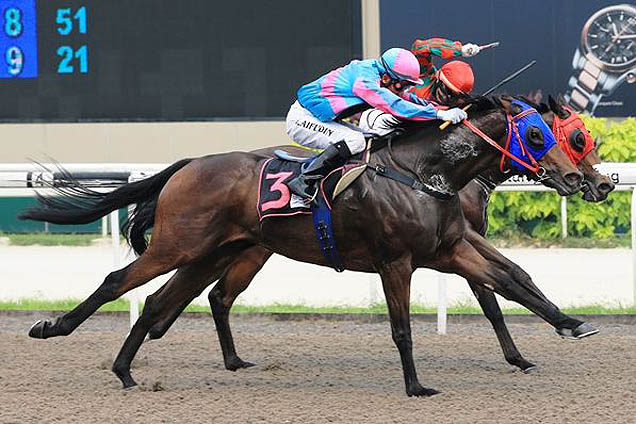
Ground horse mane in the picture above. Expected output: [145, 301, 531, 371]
[510, 95, 550, 114]
[386, 94, 551, 138]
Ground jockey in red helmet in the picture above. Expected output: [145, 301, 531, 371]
[359, 38, 479, 135]
[410, 37, 479, 104]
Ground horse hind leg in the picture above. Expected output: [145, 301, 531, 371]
[29, 249, 186, 340]
[111, 255, 233, 388]
[144, 247, 271, 344]
[208, 246, 272, 371]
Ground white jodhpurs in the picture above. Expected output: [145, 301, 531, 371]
[358, 108, 399, 136]
[285, 101, 366, 154]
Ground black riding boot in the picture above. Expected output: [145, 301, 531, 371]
[288, 140, 352, 199]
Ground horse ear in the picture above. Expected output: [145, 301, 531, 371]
[498, 95, 513, 112]
[557, 93, 567, 105]
[549, 94, 569, 119]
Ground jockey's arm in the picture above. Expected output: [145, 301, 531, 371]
[352, 77, 438, 121]
[399, 89, 442, 108]
[411, 38, 463, 80]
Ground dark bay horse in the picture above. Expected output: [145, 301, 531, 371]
[126, 95, 611, 377]
[129, 95, 611, 377]
[22, 96, 586, 396]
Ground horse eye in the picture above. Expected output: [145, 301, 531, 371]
[569, 130, 585, 152]
[511, 104, 523, 115]
[525, 126, 544, 148]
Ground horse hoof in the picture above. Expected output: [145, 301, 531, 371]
[556, 323, 599, 340]
[28, 320, 48, 339]
[572, 322, 599, 339]
[226, 358, 256, 371]
[407, 385, 441, 397]
[118, 373, 138, 389]
[123, 380, 138, 390]
[522, 365, 538, 374]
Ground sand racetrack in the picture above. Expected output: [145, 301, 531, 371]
[1, 312, 634, 423]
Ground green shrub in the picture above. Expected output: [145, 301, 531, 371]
[486, 117, 635, 240]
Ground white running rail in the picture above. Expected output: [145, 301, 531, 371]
[1, 162, 635, 333]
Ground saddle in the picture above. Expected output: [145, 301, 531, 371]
[257, 142, 372, 222]
[257, 141, 374, 273]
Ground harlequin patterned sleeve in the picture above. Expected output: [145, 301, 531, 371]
[411, 38, 463, 86]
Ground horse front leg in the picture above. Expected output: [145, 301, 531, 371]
[379, 258, 439, 397]
[465, 231, 598, 339]
[446, 238, 597, 339]
[468, 281, 536, 372]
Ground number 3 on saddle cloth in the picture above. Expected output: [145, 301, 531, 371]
[257, 149, 370, 272]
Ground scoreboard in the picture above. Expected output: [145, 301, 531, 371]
[0, 0, 361, 121]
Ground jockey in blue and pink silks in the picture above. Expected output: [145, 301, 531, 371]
[286, 47, 467, 199]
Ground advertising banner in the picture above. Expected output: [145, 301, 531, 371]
[381, 1, 635, 117]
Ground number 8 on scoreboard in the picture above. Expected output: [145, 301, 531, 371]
[0, 0, 38, 78]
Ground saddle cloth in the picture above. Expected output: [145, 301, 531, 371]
[257, 149, 369, 221]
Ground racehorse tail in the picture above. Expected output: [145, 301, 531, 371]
[122, 196, 158, 256]
[19, 159, 193, 234]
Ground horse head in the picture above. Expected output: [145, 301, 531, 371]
[489, 95, 582, 196]
[547, 95, 615, 201]
[389, 95, 582, 196]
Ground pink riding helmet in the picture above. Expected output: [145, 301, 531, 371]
[380, 48, 424, 85]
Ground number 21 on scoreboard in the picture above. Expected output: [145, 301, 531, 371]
[56, 6, 88, 74]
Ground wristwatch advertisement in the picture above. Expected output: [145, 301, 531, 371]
[564, 4, 636, 115]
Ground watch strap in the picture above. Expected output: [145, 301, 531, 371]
[564, 54, 608, 114]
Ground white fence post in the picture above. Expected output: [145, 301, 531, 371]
[368, 275, 378, 306]
[101, 216, 108, 237]
[632, 187, 636, 306]
[437, 273, 447, 335]
[110, 209, 139, 327]
[110, 210, 121, 268]
[561, 196, 568, 238]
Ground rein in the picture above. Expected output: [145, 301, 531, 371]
[462, 108, 547, 179]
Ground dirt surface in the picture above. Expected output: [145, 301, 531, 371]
[1, 312, 634, 423]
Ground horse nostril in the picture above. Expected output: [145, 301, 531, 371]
[598, 181, 615, 194]
[564, 171, 583, 188]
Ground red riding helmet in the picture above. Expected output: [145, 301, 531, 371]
[437, 61, 474, 94]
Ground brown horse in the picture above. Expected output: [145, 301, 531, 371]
[134, 95, 612, 371]
[129, 95, 611, 376]
[22, 96, 587, 396]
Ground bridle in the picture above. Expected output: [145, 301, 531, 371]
[551, 105, 594, 166]
[462, 107, 548, 180]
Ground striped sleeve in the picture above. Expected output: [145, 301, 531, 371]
[411, 38, 463, 80]
[352, 77, 438, 121]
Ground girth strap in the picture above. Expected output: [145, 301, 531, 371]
[369, 164, 454, 200]
[310, 193, 345, 272]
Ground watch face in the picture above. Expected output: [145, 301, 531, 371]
[581, 4, 636, 71]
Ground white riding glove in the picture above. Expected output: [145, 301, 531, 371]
[436, 108, 467, 124]
[461, 43, 481, 57]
